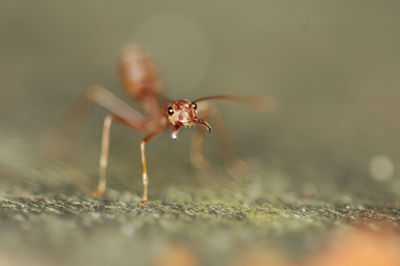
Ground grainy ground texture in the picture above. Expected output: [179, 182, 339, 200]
[1, 1, 400, 265]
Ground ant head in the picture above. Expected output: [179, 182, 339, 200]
[165, 100, 211, 139]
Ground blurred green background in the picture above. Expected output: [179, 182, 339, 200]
[0, 1, 400, 265]
[1, 0, 400, 201]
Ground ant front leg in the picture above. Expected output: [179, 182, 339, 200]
[139, 131, 163, 205]
[190, 103, 212, 169]
[92, 111, 164, 205]
[191, 129, 208, 169]
[191, 102, 251, 179]
[92, 114, 129, 196]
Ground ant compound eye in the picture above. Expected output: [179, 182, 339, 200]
[192, 103, 197, 110]
[167, 107, 174, 115]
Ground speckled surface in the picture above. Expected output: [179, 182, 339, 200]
[0, 163, 399, 265]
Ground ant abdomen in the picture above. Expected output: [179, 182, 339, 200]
[118, 45, 162, 100]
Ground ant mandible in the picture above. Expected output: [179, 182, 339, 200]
[59, 44, 273, 205]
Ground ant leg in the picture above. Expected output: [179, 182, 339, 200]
[191, 129, 208, 168]
[92, 114, 129, 197]
[44, 85, 146, 157]
[92, 113, 165, 201]
[139, 131, 162, 205]
[191, 102, 211, 169]
[192, 103, 251, 179]
[86, 85, 146, 129]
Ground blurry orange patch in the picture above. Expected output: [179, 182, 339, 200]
[232, 248, 291, 266]
[152, 242, 200, 266]
[305, 223, 400, 266]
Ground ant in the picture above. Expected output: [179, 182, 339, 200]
[54, 44, 274, 205]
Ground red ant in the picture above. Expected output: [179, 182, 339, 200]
[54, 45, 274, 205]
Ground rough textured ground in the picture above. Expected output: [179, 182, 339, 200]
[0, 194, 399, 265]
[0, 156, 399, 265]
